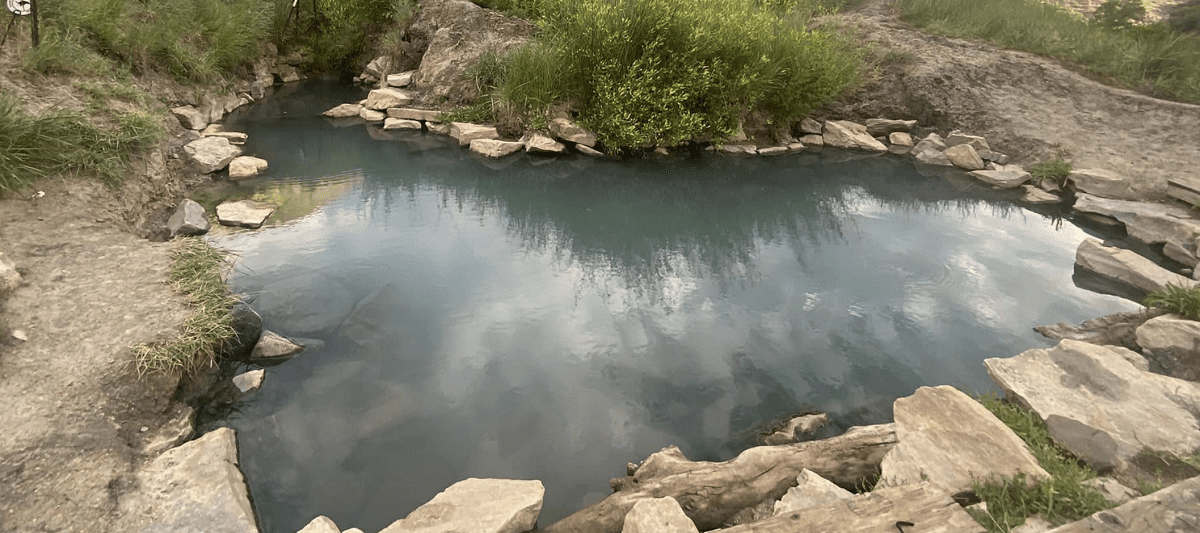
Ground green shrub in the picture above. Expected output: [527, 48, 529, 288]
[1145, 284, 1200, 320]
[1029, 159, 1072, 185]
[896, 0, 1200, 104]
[1092, 0, 1146, 31]
[0, 92, 163, 192]
[1167, 0, 1200, 34]
[970, 396, 1113, 532]
[497, 0, 862, 148]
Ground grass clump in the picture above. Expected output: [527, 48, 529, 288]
[896, 0, 1200, 104]
[132, 238, 237, 376]
[0, 92, 163, 192]
[486, 0, 863, 149]
[969, 396, 1112, 532]
[1144, 284, 1200, 320]
[1029, 159, 1072, 186]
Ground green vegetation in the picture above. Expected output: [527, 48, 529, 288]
[461, 0, 863, 149]
[1167, 0, 1200, 34]
[1145, 284, 1200, 320]
[896, 0, 1200, 104]
[132, 238, 237, 375]
[969, 396, 1112, 532]
[1029, 159, 1072, 186]
[0, 92, 162, 192]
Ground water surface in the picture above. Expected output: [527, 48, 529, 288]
[217, 81, 1135, 533]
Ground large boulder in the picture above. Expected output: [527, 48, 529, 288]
[451, 122, 500, 146]
[1068, 168, 1138, 200]
[621, 497, 699, 533]
[548, 118, 598, 147]
[407, 0, 536, 106]
[984, 339, 1200, 472]
[227, 156, 269, 179]
[1135, 313, 1200, 381]
[821, 120, 887, 152]
[969, 169, 1030, 189]
[911, 132, 946, 154]
[184, 137, 243, 173]
[1075, 238, 1197, 295]
[116, 428, 257, 533]
[365, 88, 414, 110]
[171, 105, 208, 131]
[944, 131, 991, 151]
[878, 386, 1049, 498]
[944, 144, 985, 170]
[216, 200, 275, 229]
[379, 478, 544, 533]
[166, 199, 211, 237]
[715, 483, 980, 533]
[1046, 475, 1200, 532]
[524, 132, 565, 154]
[772, 469, 851, 516]
[1073, 194, 1200, 267]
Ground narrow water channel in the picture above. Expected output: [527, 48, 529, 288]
[215, 81, 1136, 533]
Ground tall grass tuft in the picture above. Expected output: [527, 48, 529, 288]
[131, 238, 237, 376]
[494, 0, 862, 148]
[896, 0, 1200, 104]
[0, 92, 163, 192]
[1144, 284, 1200, 320]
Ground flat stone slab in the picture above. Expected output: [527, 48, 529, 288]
[172, 105, 208, 130]
[228, 156, 268, 179]
[1167, 176, 1200, 206]
[772, 468, 851, 516]
[865, 118, 916, 136]
[945, 131, 991, 151]
[549, 117, 597, 147]
[1046, 475, 1200, 532]
[1069, 168, 1138, 200]
[118, 428, 257, 533]
[525, 132, 565, 154]
[383, 118, 423, 130]
[1075, 238, 1197, 295]
[184, 137, 243, 173]
[970, 169, 1031, 188]
[388, 108, 441, 121]
[1074, 193, 1200, 266]
[471, 139, 525, 158]
[322, 103, 363, 118]
[822, 120, 887, 152]
[1135, 313, 1200, 381]
[365, 88, 414, 110]
[984, 339, 1200, 471]
[379, 478, 544, 533]
[451, 122, 500, 146]
[1020, 184, 1062, 203]
[945, 144, 985, 170]
[250, 330, 304, 366]
[715, 482, 982, 533]
[879, 385, 1048, 497]
[622, 497, 699, 533]
[216, 200, 276, 229]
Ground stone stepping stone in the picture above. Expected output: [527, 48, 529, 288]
[215, 199, 275, 229]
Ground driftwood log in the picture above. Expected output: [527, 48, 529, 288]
[543, 423, 898, 533]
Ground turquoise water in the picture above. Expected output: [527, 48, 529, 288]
[216, 81, 1135, 533]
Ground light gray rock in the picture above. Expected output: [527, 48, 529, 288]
[1135, 313, 1200, 381]
[945, 131, 991, 151]
[232, 369, 265, 395]
[1167, 176, 1200, 206]
[1046, 475, 1200, 532]
[1044, 415, 1122, 473]
[228, 156, 269, 179]
[203, 130, 249, 145]
[878, 385, 1049, 498]
[1020, 185, 1062, 203]
[719, 144, 757, 155]
[360, 108, 386, 123]
[888, 131, 914, 146]
[388, 108, 441, 121]
[0, 253, 20, 296]
[365, 88, 414, 111]
[409, 0, 534, 105]
[798, 134, 823, 147]
[364, 56, 393, 79]
[984, 339, 1200, 471]
[549, 118, 598, 147]
[323, 103, 363, 118]
[118, 428, 256, 533]
[756, 146, 788, 156]
[622, 497, 699, 533]
[378, 478, 544, 533]
[786, 142, 805, 152]
[798, 117, 823, 135]
[171, 105, 208, 130]
[1075, 238, 1198, 295]
[1081, 477, 1139, 505]
[216, 200, 275, 229]
[1073, 194, 1200, 267]
[141, 405, 195, 456]
[911, 132, 946, 154]
[451, 122, 500, 146]
[166, 199, 211, 237]
[772, 469, 852, 516]
[387, 71, 416, 88]
[577, 144, 603, 156]
[761, 413, 829, 445]
[1068, 168, 1137, 200]
[184, 137, 243, 173]
[471, 139, 525, 158]
[525, 132, 565, 154]
[1012, 516, 1053, 533]
[383, 118, 423, 130]
[969, 169, 1031, 188]
[427, 122, 451, 135]
[340, 282, 405, 351]
[822, 120, 887, 152]
[915, 148, 953, 166]
[944, 144, 985, 170]
[298, 516, 340, 533]
[889, 142, 911, 155]
[250, 330, 305, 366]
[865, 118, 917, 137]
[1035, 309, 1162, 352]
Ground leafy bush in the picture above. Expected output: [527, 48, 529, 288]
[897, 0, 1200, 104]
[1145, 284, 1200, 320]
[1029, 159, 1072, 185]
[1167, 0, 1200, 34]
[495, 0, 862, 148]
[0, 92, 163, 192]
[1092, 0, 1146, 31]
[303, 0, 395, 72]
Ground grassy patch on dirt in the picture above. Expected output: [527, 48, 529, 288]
[896, 0, 1200, 104]
[132, 238, 236, 376]
[968, 396, 1113, 532]
[1145, 284, 1200, 320]
[1029, 159, 1072, 187]
[0, 92, 163, 193]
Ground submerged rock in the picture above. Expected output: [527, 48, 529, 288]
[822, 120, 887, 152]
[216, 199, 275, 229]
[984, 339, 1200, 472]
[184, 137, 243, 173]
[622, 497, 699, 533]
[761, 413, 829, 445]
[249, 330, 305, 366]
[1075, 238, 1197, 295]
[878, 385, 1048, 498]
[232, 369, 265, 395]
[257, 273, 355, 334]
[379, 478, 544, 533]
[166, 199, 211, 237]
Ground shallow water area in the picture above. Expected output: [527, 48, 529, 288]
[215, 81, 1136, 533]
